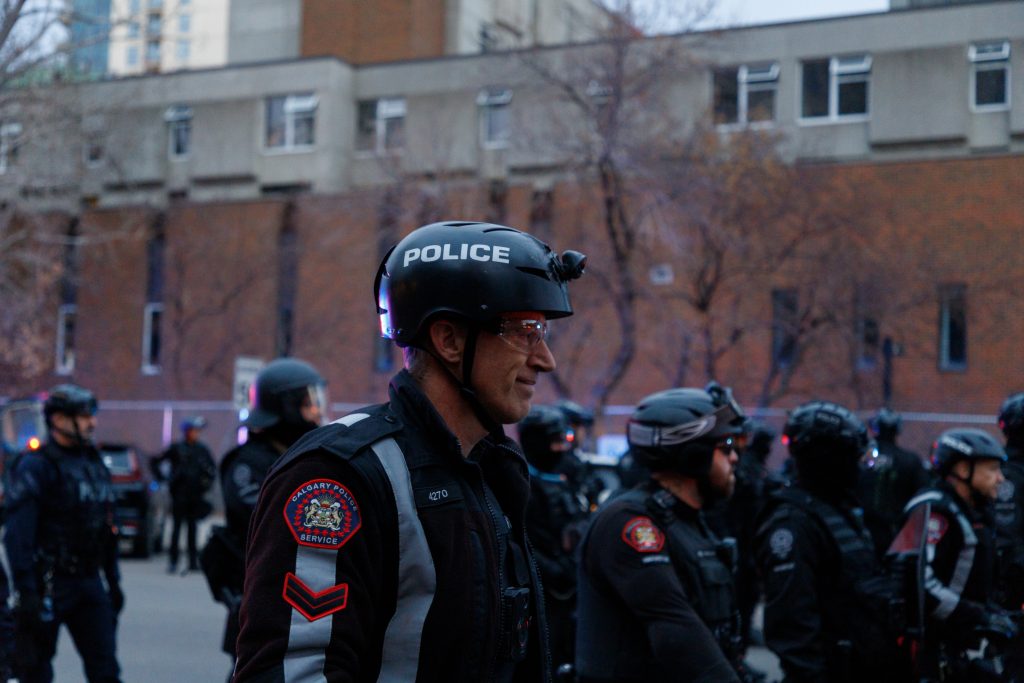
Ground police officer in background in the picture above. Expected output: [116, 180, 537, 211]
[891, 428, 1018, 682]
[4, 385, 122, 683]
[518, 405, 589, 672]
[233, 221, 585, 681]
[202, 358, 326, 665]
[555, 399, 617, 509]
[857, 408, 930, 557]
[156, 416, 217, 574]
[995, 393, 1024, 679]
[576, 386, 751, 683]
[755, 401, 906, 683]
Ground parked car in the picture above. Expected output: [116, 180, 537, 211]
[100, 443, 168, 558]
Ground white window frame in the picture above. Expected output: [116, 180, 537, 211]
[477, 88, 512, 149]
[715, 62, 779, 129]
[0, 122, 21, 174]
[969, 41, 1010, 112]
[799, 55, 872, 125]
[141, 302, 163, 375]
[55, 304, 76, 375]
[265, 93, 318, 152]
[164, 105, 192, 159]
[356, 97, 406, 156]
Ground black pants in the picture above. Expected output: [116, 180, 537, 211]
[20, 575, 121, 683]
[169, 513, 199, 569]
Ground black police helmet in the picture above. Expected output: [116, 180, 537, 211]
[627, 387, 746, 476]
[931, 428, 1007, 477]
[998, 392, 1024, 442]
[374, 221, 586, 347]
[555, 399, 594, 428]
[871, 407, 902, 439]
[784, 401, 869, 497]
[44, 384, 98, 424]
[747, 420, 776, 458]
[245, 358, 325, 430]
[518, 405, 570, 470]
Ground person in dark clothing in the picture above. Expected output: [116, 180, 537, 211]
[204, 357, 326, 666]
[518, 405, 589, 672]
[754, 401, 907, 683]
[996, 392, 1024, 680]
[232, 221, 585, 682]
[0, 559, 14, 681]
[576, 385, 753, 683]
[4, 384, 122, 683]
[857, 407, 930, 557]
[156, 416, 216, 574]
[889, 428, 1019, 682]
[554, 399, 618, 511]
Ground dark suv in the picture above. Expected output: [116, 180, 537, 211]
[100, 444, 167, 558]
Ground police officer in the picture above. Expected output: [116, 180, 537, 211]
[4, 385, 122, 683]
[891, 428, 1019, 682]
[555, 399, 618, 509]
[204, 357, 326, 664]
[754, 401, 905, 683]
[518, 405, 589, 671]
[857, 408, 930, 557]
[995, 393, 1024, 679]
[157, 416, 216, 574]
[576, 386, 750, 683]
[232, 221, 585, 681]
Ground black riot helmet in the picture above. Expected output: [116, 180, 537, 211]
[627, 386, 746, 479]
[746, 420, 776, 462]
[556, 399, 595, 428]
[245, 358, 326, 446]
[930, 428, 1006, 478]
[998, 392, 1024, 445]
[784, 401, 870, 499]
[374, 221, 585, 348]
[44, 384, 98, 447]
[870, 407, 902, 441]
[518, 405, 571, 472]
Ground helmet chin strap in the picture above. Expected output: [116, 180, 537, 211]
[51, 419, 89, 450]
[421, 326, 503, 440]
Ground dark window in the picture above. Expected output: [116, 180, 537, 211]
[975, 67, 1007, 107]
[487, 180, 507, 225]
[837, 79, 867, 115]
[858, 316, 880, 370]
[529, 189, 553, 238]
[713, 68, 738, 124]
[771, 288, 798, 367]
[939, 284, 967, 370]
[801, 59, 830, 118]
[276, 221, 297, 358]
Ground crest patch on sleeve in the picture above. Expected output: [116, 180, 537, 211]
[282, 572, 349, 621]
[621, 516, 665, 553]
[926, 514, 948, 545]
[283, 478, 362, 549]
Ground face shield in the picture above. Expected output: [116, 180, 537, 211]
[301, 383, 329, 426]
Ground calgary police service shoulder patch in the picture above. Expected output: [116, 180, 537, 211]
[284, 479, 362, 549]
[621, 516, 665, 553]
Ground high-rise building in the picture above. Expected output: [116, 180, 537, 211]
[106, 0, 230, 76]
[70, 0, 112, 78]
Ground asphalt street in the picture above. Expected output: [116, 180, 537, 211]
[50, 526, 782, 682]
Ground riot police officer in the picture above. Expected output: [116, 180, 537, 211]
[156, 416, 216, 574]
[555, 399, 618, 508]
[202, 357, 326, 664]
[857, 408, 930, 557]
[891, 428, 1019, 682]
[754, 401, 906, 683]
[576, 386, 750, 683]
[518, 405, 589, 671]
[995, 393, 1024, 679]
[4, 384, 122, 683]
[232, 222, 584, 681]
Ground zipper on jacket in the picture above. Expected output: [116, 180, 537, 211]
[472, 459, 506, 683]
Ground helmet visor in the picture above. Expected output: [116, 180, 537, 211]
[628, 401, 745, 448]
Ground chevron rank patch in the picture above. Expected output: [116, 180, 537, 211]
[284, 479, 362, 549]
[282, 572, 349, 621]
[622, 516, 665, 553]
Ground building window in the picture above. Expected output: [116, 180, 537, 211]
[129, 0, 140, 12]
[178, 14, 190, 33]
[146, 39, 160, 64]
[165, 104, 192, 158]
[969, 41, 1010, 111]
[128, 22, 140, 38]
[56, 304, 76, 375]
[856, 315, 880, 370]
[126, 45, 139, 66]
[801, 55, 871, 120]
[771, 288, 798, 368]
[0, 122, 21, 174]
[147, 13, 161, 35]
[478, 88, 512, 147]
[356, 97, 405, 154]
[83, 138, 103, 167]
[265, 93, 317, 150]
[176, 39, 189, 62]
[714, 62, 778, 126]
[939, 283, 967, 371]
[141, 303, 163, 373]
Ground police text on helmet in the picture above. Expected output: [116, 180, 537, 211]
[402, 243, 511, 267]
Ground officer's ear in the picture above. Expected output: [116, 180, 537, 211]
[426, 318, 467, 366]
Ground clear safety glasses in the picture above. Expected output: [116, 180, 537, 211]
[489, 318, 550, 354]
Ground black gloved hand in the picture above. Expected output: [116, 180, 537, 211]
[13, 593, 45, 676]
[108, 584, 125, 615]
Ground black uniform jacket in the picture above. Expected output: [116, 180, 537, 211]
[575, 482, 740, 683]
[232, 370, 551, 683]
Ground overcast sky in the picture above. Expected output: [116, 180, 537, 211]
[706, 0, 890, 27]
